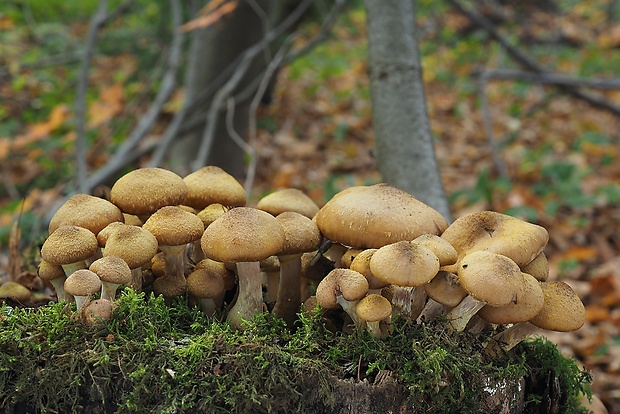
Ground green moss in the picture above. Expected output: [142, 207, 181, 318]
[0, 291, 592, 413]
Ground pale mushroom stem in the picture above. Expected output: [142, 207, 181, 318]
[100, 281, 121, 302]
[416, 298, 448, 323]
[445, 295, 486, 332]
[366, 321, 383, 338]
[228, 261, 264, 329]
[272, 255, 302, 327]
[336, 295, 365, 331]
[198, 297, 218, 316]
[156, 244, 188, 297]
[391, 286, 426, 319]
[61, 261, 88, 278]
[485, 322, 540, 357]
[49, 278, 74, 303]
[74, 295, 92, 312]
[129, 267, 143, 292]
[265, 269, 280, 304]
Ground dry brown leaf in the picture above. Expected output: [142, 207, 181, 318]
[180, 0, 238, 32]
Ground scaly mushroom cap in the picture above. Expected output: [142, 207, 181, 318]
[186, 267, 226, 299]
[257, 188, 319, 219]
[97, 222, 127, 248]
[183, 166, 246, 209]
[143, 206, 204, 247]
[82, 298, 114, 325]
[356, 293, 392, 323]
[315, 184, 449, 249]
[369, 241, 440, 287]
[457, 251, 525, 307]
[197, 203, 228, 228]
[89, 256, 132, 286]
[315, 268, 369, 309]
[440, 211, 549, 267]
[424, 271, 467, 308]
[529, 281, 586, 332]
[478, 272, 544, 324]
[276, 211, 321, 256]
[64, 269, 102, 297]
[201, 207, 285, 263]
[41, 226, 98, 266]
[37, 260, 66, 283]
[110, 167, 188, 216]
[49, 193, 124, 235]
[103, 225, 158, 269]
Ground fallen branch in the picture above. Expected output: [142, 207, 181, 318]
[474, 68, 620, 90]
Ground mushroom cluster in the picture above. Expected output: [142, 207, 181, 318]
[36, 167, 586, 353]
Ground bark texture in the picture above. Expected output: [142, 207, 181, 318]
[364, 0, 452, 221]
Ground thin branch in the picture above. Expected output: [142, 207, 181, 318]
[472, 68, 620, 90]
[83, 0, 183, 192]
[448, 0, 620, 116]
[476, 75, 508, 178]
[225, 97, 256, 199]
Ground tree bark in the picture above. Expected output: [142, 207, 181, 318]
[364, 0, 452, 221]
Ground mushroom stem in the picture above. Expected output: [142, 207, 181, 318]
[485, 322, 539, 357]
[445, 295, 486, 332]
[153, 244, 188, 300]
[228, 261, 264, 329]
[73, 295, 92, 312]
[391, 286, 426, 319]
[366, 321, 383, 338]
[336, 295, 365, 331]
[129, 267, 143, 292]
[49, 278, 74, 303]
[100, 281, 121, 301]
[61, 261, 88, 278]
[272, 254, 302, 327]
[198, 297, 218, 316]
[416, 298, 448, 323]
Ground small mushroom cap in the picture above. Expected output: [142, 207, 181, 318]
[521, 252, 549, 282]
[276, 211, 321, 256]
[195, 258, 236, 291]
[257, 188, 319, 218]
[440, 211, 549, 267]
[356, 293, 392, 322]
[349, 249, 389, 290]
[529, 281, 586, 332]
[424, 271, 467, 307]
[315, 268, 369, 309]
[41, 226, 98, 266]
[89, 256, 132, 285]
[197, 203, 228, 227]
[369, 241, 440, 287]
[457, 251, 525, 307]
[315, 184, 449, 249]
[0, 281, 32, 302]
[478, 272, 544, 324]
[412, 234, 458, 267]
[110, 167, 188, 215]
[97, 222, 127, 248]
[82, 298, 114, 325]
[183, 166, 246, 209]
[186, 267, 226, 299]
[64, 269, 102, 297]
[49, 194, 124, 235]
[143, 206, 204, 246]
[340, 248, 364, 269]
[201, 207, 285, 263]
[37, 260, 66, 282]
[103, 225, 158, 269]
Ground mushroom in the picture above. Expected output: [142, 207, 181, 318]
[315, 183, 449, 249]
[0, 281, 32, 303]
[143, 206, 204, 300]
[102, 224, 158, 292]
[315, 268, 369, 331]
[369, 241, 440, 319]
[340, 247, 364, 269]
[271, 212, 321, 327]
[41, 225, 99, 278]
[48, 193, 124, 237]
[260, 256, 281, 304]
[520, 252, 549, 282]
[355, 293, 393, 338]
[110, 167, 188, 220]
[417, 271, 467, 322]
[445, 251, 525, 332]
[186, 266, 226, 316]
[411, 234, 458, 267]
[349, 249, 389, 293]
[201, 207, 285, 329]
[183, 166, 246, 210]
[64, 269, 102, 311]
[257, 188, 320, 219]
[81, 298, 114, 326]
[37, 260, 73, 303]
[299, 251, 334, 302]
[89, 256, 132, 301]
[192, 204, 229, 264]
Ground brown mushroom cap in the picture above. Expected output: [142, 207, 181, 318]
[197, 203, 228, 228]
[424, 271, 467, 308]
[97, 222, 127, 248]
[37, 260, 66, 284]
[529, 281, 586, 332]
[457, 251, 525, 307]
[41, 226, 98, 267]
[143, 206, 204, 247]
[103, 225, 158, 269]
[257, 188, 320, 219]
[201, 207, 285, 263]
[349, 249, 389, 290]
[412, 234, 458, 267]
[82, 298, 114, 325]
[276, 211, 321, 256]
[478, 272, 544, 324]
[521, 252, 549, 282]
[0, 281, 32, 302]
[49, 194, 124, 235]
[89, 256, 132, 286]
[369, 241, 440, 287]
[315, 184, 449, 249]
[356, 293, 393, 322]
[440, 211, 549, 268]
[186, 267, 226, 300]
[315, 268, 369, 309]
[183, 166, 246, 210]
[110, 167, 188, 216]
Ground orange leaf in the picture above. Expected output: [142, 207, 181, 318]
[585, 304, 610, 323]
[88, 83, 124, 128]
[558, 245, 598, 262]
[12, 105, 71, 150]
[180, 0, 238, 32]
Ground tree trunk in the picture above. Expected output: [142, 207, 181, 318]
[364, 0, 452, 221]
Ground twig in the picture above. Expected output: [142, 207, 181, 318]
[225, 97, 256, 199]
[472, 68, 620, 90]
[83, 0, 183, 192]
[448, 0, 620, 116]
[477, 74, 508, 178]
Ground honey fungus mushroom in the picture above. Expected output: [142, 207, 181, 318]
[41, 226, 99, 278]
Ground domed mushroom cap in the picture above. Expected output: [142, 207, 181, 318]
[64, 269, 102, 297]
[457, 251, 525, 307]
[186, 267, 226, 299]
[41, 226, 98, 266]
[110, 167, 188, 216]
[276, 211, 321, 256]
[349, 249, 389, 290]
[89, 256, 132, 286]
[478, 272, 544, 324]
[183, 166, 246, 210]
[49, 193, 124, 235]
[441, 211, 549, 267]
[201, 207, 285, 263]
[257, 188, 319, 219]
[315, 268, 369, 309]
[197, 203, 228, 227]
[424, 271, 467, 308]
[521, 252, 549, 282]
[37, 260, 66, 283]
[529, 281, 586, 332]
[412, 234, 458, 267]
[97, 222, 127, 248]
[356, 293, 392, 322]
[103, 225, 158, 269]
[82, 298, 114, 325]
[315, 184, 449, 249]
[369, 241, 440, 287]
[143, 206, 204, 246]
